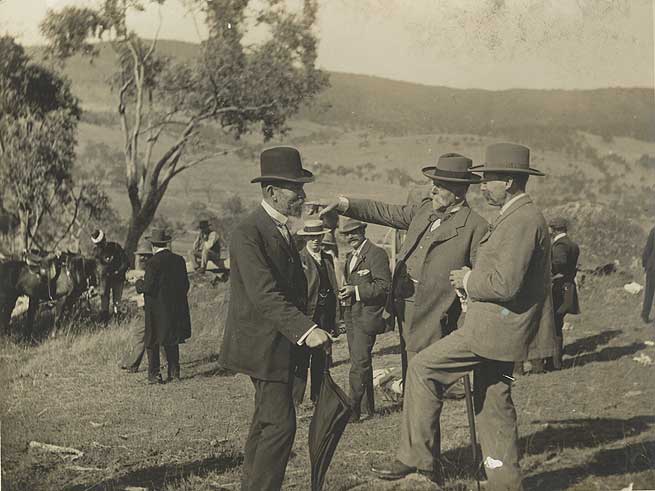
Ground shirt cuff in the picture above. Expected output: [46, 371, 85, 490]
[297, 325, 318, 345]
[338, 196, 350, 213]
[355, 285, 361, 302]
[463, 270, 472, 295]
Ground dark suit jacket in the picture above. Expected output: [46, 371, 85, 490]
[299, 248, 338, 332]
[343, 240, 391, 335]
[551, 234, 580, 315]
[219, 206, 314, 382]
[345, 198, 488, 351]
[136, 249, 191, 347]
[643, 226, 655, 272]
[464, 195, 556, 361]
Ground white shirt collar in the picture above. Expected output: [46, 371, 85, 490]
[261, 199, 288, 225]
[553, 232, 567, 243]
[306, 245, 322, 263]
[352, 239, 368, 256]
[500, 193, 527, 215]
[153, 246, 169, 254]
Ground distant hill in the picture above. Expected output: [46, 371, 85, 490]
[29, 40, 655, 145]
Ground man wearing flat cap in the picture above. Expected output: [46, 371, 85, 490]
[219, 146, 333, 491]
[338, 217, 391, 422]
[546, 216, 580, 370]
[292, 219, 340, 406]
[370, 143, 556, 489]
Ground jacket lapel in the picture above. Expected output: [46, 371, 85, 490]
[351, 240, 371, 273]
[427, 206, 471, 244]
[255, 206, 297, 261]
[481, 195, 533, 244]
[398, 206, 432, 262]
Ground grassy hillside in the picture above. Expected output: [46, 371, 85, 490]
[1, 269, 654, 490]
[28, 40, 655, 146]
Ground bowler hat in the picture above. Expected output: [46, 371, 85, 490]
[422, 153, 482, 183]
[251, 146, 315, 184]
[198, 220, 210, 230]
[471, 143, 545, 176]
[338, 217, 367, 234]
[146, 228, 173, 245]
[297, 219, 330, 236]
[549, 216, 569, 230]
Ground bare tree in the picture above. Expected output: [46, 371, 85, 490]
[41, 0, 328, 261]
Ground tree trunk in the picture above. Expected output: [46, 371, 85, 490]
[18, 210, 29, 253]
[123, 213, 151, 268]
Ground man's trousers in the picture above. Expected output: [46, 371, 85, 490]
[241, 378, 296, 491]
[100, 275, 124, 318]
[344, 309, 376, 417]
[397, 328, 523, 491]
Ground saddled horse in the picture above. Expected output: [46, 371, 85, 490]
[0, 253, 100, 338]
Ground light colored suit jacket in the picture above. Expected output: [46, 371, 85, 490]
[463, 195, 556, 361]
[346, 198, 488, 351]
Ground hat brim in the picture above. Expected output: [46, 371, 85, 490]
[470, 165, 545, 177]
[297, 228, 330, 236]
[251, 169, 315, 184]
[339, 225, 367, 234]
[145, 236, 173, 244]
[421, 166, 482, 183]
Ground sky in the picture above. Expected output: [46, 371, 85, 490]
[1, 0, 653, 90]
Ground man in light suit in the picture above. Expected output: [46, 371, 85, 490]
[371, 143, 556, 490]
[321, 153, 488, 391]
[219, 147, 333, 491]
[338, 218, 391, 421]
[293, 220, 339, 406]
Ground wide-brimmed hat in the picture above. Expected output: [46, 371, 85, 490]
[251, 146, 315, 184]
[322, 232, 337, 246]
[338, 218, 367, 234]
[91, 229, 105, 244]
[422, 153, 482, 183]
[297, 219, 330, 236]
[471, 143, 545, 176]
[146, 228, 173, 246]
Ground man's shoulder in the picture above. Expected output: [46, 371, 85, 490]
[366, 240, 389, 259]
[463, 207, 489, 228]
[231, 209, 264, 240]
[106, 241, 124, 252]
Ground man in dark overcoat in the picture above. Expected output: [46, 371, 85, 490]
[321, 154, 488, 389]
[135, 229, 191, 384]
[642, 225, 655, 323]
[338, 218, 391, 422]
[219, 146, 333, 491]
[371, 143, 556, 489]
[547, 216, 580, 370]
[292, 219, 339, 406]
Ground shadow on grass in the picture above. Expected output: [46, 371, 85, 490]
[525, 440, 655, 491]
[563, 342, 646, 369]
[563, 329, 622, 357]
[65, 452, 244, 491]
[441, 416, 655, 481]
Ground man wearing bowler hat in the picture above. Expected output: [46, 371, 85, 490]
[338, 217, 391, 422]
[219, 146, 333, 491]
[370, 143, 556, 489]
[135, 229, 191, 384]
[321, 153, 488, 390]
[292, 220, 340, 406]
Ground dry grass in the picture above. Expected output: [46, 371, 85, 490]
[1, 270, 654, 491]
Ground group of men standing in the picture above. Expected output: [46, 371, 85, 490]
[218, 142, 569, 491]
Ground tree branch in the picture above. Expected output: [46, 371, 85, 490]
[161, 151, 226, 186]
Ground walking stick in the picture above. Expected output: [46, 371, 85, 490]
[462, 373, 481, 491]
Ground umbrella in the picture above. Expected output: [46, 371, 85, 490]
[308, 357, 352, 491]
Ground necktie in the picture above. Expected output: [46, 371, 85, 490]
[349, 251, 359, 273]
[278, 223, 292, 244]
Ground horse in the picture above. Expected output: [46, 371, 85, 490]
[0, 253, 100, 338]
